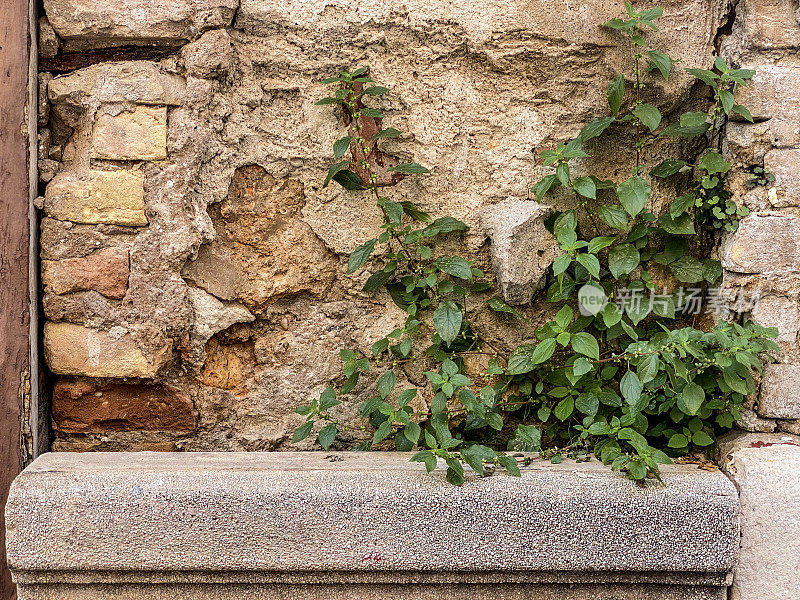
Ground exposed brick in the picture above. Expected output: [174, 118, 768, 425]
[734, 66, 800, 122]
[42, 248, 130, 299]
[722, 214, 800, 274]
[43, 0, 238, 48]
[44, 322, 172, 378]
[44, 169, 147, 226]
[92, 106, 167, 161]
[53, 379, 195, 432]
[49, 62, 185, 106]
[758, 363, 800, 419]
[737, 0, 800, 51]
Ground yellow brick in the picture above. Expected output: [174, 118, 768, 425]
[92, 106, 167, 161]
[44, 322, 172, 379]
[44, 169, 148, 226]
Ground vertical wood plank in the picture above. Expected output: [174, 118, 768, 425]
[0, 0, 33, 595]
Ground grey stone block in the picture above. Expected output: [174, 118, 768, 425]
[758, 363, 800, 419]
[717, 432, 800, 600]
[722, 213, 800, 275]
[5, 452, 738, 600]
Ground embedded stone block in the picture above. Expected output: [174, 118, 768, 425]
[722, 213, 800, 274]
[763, 149, 800, 208]
[481, 200, 558, 305]
[43, 0, 239, 47]
[49, 61, 186, 106]
[751, 294, 799, 344]
[44, 169, 147, 226]
[44, 322, 172, 378]
[758, 363, 800, 419]
[53, 379, 195, 432]
[717, 431, 800, 600]
[92, 106, 167, 161]
[42, 248, 130, 299]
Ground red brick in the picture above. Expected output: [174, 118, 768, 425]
[42, 248, 129, 299]
[53, 379, 195, 433]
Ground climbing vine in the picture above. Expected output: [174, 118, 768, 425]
[293, 4, 778, 484]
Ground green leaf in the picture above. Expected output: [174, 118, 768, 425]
[507, 338, 557, 375]
[403, 421, 421, 444]
[531, 174, 560, 201]
[571, 332, 600, 360]
[292, 420, 314, 443]
[362, 263, 397, 291]
[333, 136, 352, 159]
[317, 423, 338, 450]
[577, 253, 601, 279]
[647, 50, 672, 79]
[348, 239, 377, 274]
[332, 169, 364, 190]
[445, 458, 465, 486]
[731, 104, 754, 123]
[552, 253, 571, 276]
[553, 397, 575, 421]
[323, 161, 350, 187]
[411, 450, 438, 473]
[637, 353, 659, 384]
[360, 107, 384, 118]
[599, 205, 629, 230]
[633, 103, 662, 132]
[608, 243, 640, 278]
[668, 433, 689, 448]
[620, 371, 643, 406]
[687, 68, 718, 86]
[507, 425, 542, 452]
[363, 85, 388, 95]
[399, 201, 431, 222]
[670, 193, 695, 218]
[669, 255, 704, 283]
[573, 357, 593, 377]
[575, 392, 599, 416]
[497, 455, 521, 477]
[377, 371, 396, 399]
[487, 297, 520, 316]
[617, 176, 651, 217]
[319, 386, 340, 411]
[434, 257, 473, 280]
[572, 176, 597, 199]
[659, 213, 696, 235]
[315, 96, 341, 105]
[719, 89, 735, 115]
[697, 151, 731, 175]
[588, 236, 616, 254]
[433, 300, 463, 345]
[651, 159, 687, 178]
[373, 127, 402, 139]
[578, 116, 615, 142]
[388, 162, 430, 175]
[679, 381, 705, 416]
[692, 430, 714, 446]
[424, 216, 468, 234]
[607, 74, 625, 116]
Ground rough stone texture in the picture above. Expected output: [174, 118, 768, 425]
[481, 200, 558, 305]
[763, 149, 800, 208]
[42, 248, 130, 299]
[750, 294, 799, 345]
[92, 106, 168, 161]
[778, 419, 800, 435]
[727, 0, 800, 52]
[38, 16, 60, 59]
[721, 213, 800, 275]
[48, 62, 186, 106]
[717, 431, 800, 600]
[186, 287, 254, 367]
[6, 453, 738, 592]
[735, 408, 776, 433]
[44, 322, 172, 378]
[757, 363, 800, 419]
[181, 29, 234, 79]
[43, 0, 239, 48]
[44, 170, 147, 226]
[52, 379, 195, 432]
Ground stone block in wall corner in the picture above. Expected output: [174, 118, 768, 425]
[42, 248, 130, 299]
[181, 29, 233, 79]
[44, 169, 147, 226]
[758, 363, 800, 419]
[751, 294, 800, 344]
[44, 322, 172, 379]
[721, 213, 800, 275]
[736, 408, 777, 433]
[764, 149, 800, 208]
[779, 419, 800, 436]
[737, 0, 800, 51]
[52, 378, 195, 433]
[733, 65, 800, 122]
[49, 62, 186, 107]
[480, 200, 558, 306]
[92, 106, 167, 161]
[43, 0, 239, 48]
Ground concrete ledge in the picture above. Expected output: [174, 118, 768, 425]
[6, 452, 739, 599]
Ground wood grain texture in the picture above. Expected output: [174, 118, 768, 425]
[0, 0, 32, 596]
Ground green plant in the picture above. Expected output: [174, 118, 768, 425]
[293, 5, 778, 485]
[745, 165, 775, 190]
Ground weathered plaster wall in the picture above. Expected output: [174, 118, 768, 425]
[35, 0, 799, 451]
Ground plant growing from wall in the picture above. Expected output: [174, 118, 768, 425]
[293, 4, 778, 484]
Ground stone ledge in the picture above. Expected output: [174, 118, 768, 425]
[6, 452, 738, 599]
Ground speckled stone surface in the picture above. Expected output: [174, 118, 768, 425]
[6, 452, 738, 599]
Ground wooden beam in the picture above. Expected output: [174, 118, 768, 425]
[0, 0, 36, 595]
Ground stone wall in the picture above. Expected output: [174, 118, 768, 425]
[36, 0, 797, 451]
[719, 0, 800, 436]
